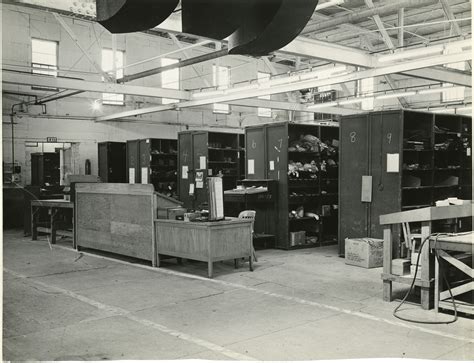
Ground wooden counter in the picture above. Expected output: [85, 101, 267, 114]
[154, 218, 253, 278]
[75, 183, 156, 264]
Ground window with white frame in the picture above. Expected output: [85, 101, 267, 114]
[101, 48, 125, 105]
[358, 77, 374, 110]
[258, 72, 272, 117]
[442, 45, 465, 102]
[161, 58, 180, 104]
[32, 38, 58, 77]
[212, 64, 230, 114]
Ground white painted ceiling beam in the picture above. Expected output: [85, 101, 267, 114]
[280, 37, 376, 68]
[400, 67, 471, 87]
[2, 71, 191, 100]
[95, 50, 472, 122]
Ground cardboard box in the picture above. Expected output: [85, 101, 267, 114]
[392, 258, 410, 276]
[290, 231, 306, 246]
[345, 237, 384, 268]
[157, 207, 186, 220]
[410, 265, 422, 276]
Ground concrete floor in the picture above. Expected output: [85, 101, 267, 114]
[3, 230, 473, 361]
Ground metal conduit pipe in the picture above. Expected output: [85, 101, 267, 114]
[118, 49, 229, 83]
[301, 0, 439, 34]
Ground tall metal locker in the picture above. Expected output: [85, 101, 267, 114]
[98, 142, 126, 183]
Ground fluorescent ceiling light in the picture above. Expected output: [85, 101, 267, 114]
[338, 98, 365, 106]
[228, 83, 259, 92]
[376, 91, 416, 100]
[378, 46, 444, 63]
[418, 86, 464, 95]
[307, 101, 338, 109]
[316, 0, 345, 11]
[192, 89, 225, 99]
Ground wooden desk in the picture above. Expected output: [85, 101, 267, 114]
[379, 203, 472, 310]
[430, 232, 473, 315]
[154, 218, 253, 278]
[31, 199, 74, 247]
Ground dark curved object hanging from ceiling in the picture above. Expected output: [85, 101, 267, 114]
[228, 0, 319, 56]
[96, 0, 318, 55]
[97, 0, 179, 34]
[181, 0, 249, 40]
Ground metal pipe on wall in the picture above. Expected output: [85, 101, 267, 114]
[118, 49, 228, 83]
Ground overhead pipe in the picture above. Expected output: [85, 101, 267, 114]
[118, 49, 229, 83]
[301, 0, 439, 34]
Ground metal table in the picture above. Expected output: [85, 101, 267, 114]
[31, 199, 74, 247]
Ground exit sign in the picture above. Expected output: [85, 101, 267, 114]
[46, 137, 57, 142]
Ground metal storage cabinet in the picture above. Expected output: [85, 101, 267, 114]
[138, 138, 178, 197]
[126, 139, 140, 183]
[98, 142, 126, 183]
[245, 121, 340, 249]
[31, 152, 60, 186]
[177, 131, 243, 210]
[339, 110, 472, 256]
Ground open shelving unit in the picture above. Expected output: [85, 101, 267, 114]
[126, 138, 178, 197]
[178, 131, 244, 210]
[98, 142, 126, 183]
[339, 110, 472, 256]
[245, 121, 339, 249]
[139, 138, 178, 198]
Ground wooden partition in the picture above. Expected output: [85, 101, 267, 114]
[75, 183, 156, 265]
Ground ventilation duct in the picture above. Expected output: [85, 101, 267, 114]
[228, 0, 319, 56]
[181, 0, 248, 39]
[97, 0, 179, 33]
[96, 0, 318, 56]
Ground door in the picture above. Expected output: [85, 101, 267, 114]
[178, 132, 194, 209]
[126, 140, 140, 183]
[98, 143, 108, 182]
[370, 111, 403, 239]
[339, 115, 370, 255]
[139, 139, 151, 185]
[266, 123, 288, 247]
[192, 132, 209, 209]
[245, 126, 266, 179]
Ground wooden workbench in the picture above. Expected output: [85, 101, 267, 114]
[430, 232, 473, 315]
[154, 218, 253, 278]
[379, 202, 472, 310]
[31, 199, 74, 247]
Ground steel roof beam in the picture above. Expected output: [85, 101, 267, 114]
[2, 71, 191, 100]
[95, 50, 471, 121]
[301, 0, 439, 35]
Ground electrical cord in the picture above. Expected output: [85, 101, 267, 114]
[392, 232, 470, 324]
